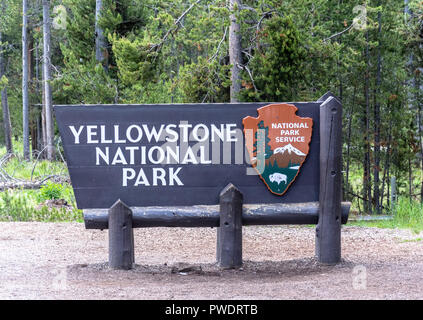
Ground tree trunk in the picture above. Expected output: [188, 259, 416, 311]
[381, 119, 392, 208]
[373, 10, 382, 214]
[413, 67, 423, 204]
[95, 0, 108, 71]
[404, 0, 411, 23]
[28, 33, 38, 156]
[0, 31, 13, 154]
[345, 86, 356, 201]
[37, 37, 47, 153]
[42, 0, 55, 160]
[409, 157, 413, 201]
[229, 0, 242, 102]
[35, 38, 43, 152]
[22, 0, 30, 160]
[418, 76, 423, 204]
[42, 89, 47, 152]
[363, 30, 372, 214]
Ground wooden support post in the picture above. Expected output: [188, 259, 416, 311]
[390, 176, 397, 212]
[316, 96, 342, 264]
[108, 199, 134, 270]
[217, 183, 243, 269]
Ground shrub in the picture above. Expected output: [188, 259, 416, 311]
[0, 188, 82, 222]
[38, 181, 64, 202]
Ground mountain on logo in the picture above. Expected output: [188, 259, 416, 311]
[274, 144, 306, 156]
[266, 144, 307, 168]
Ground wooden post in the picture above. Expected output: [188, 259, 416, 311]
[390, 176, 397, 213]
[217, 183, 243, 269]
[316, 96, 342, 264]
[108, 199, 134, 270]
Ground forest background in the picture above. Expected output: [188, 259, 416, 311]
[0, 0, 422, 217]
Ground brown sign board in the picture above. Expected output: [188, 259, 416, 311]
[54, 101, 323, 209]
[55, 92, 348, 268]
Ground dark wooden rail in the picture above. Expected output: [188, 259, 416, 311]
[84, 201, 350, 230]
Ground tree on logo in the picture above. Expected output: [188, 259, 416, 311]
[253, 121, 272, 160]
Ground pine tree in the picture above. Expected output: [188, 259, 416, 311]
[253, 121, 272, 159]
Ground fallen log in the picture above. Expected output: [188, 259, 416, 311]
[0, 175, 70, 191]
[0, 181, 45, 191]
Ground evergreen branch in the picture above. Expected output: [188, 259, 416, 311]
[240, 5, 257, 13]
[208, 26, 228, 62]
[324, 24, 354, 42]
[237, 63, 257, 92]
[149, 0, 203, 53]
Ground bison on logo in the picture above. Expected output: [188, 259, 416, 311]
[243, 104, 313, 196]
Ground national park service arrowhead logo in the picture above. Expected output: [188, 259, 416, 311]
[243, 104, 313, 196]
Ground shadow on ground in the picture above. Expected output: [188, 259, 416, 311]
[68, 257, 356, 281]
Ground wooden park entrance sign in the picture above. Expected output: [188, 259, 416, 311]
[54, 92, 350, 269]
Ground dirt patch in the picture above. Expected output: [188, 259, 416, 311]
[0, 222, 422, 299]
[36, 199, 74, 211]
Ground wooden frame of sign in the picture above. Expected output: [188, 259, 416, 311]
[55, 92, 348, 269]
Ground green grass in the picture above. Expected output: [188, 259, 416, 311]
[0, 141, 82, 222]
[348, 197, 423, 233]
[400, 238, 422, 243]
[0, 188, 83, 222]
[0, 187, 83, 222]
[0, 154, 67, 180]
[345, 163, 422, 215]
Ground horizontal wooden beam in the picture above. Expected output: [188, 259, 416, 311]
[83, 202, 351, 230]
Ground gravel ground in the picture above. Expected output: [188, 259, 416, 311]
[0, 222, 422, 300]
